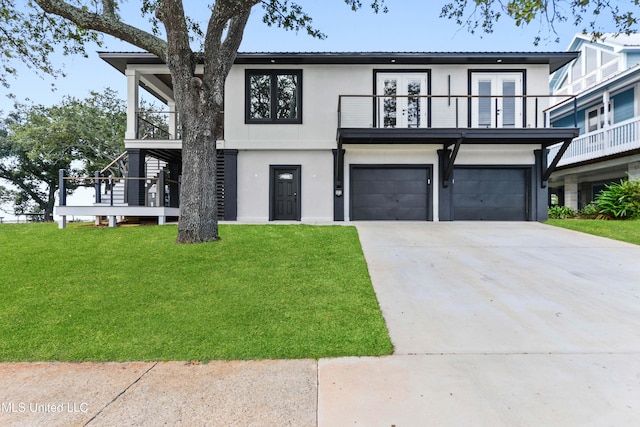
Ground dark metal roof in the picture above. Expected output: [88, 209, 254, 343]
[99, 51, 579, 74]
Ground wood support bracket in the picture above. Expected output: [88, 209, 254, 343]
[542, 138, 572, 186]
[443, 138, 463, 187]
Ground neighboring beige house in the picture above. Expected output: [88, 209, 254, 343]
[56, 50, 579, 226]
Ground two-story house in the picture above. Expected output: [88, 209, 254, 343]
[56, 51, 579, 226]
[547, 34, 640, 209]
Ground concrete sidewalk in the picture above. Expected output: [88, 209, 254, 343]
[2, 222, 640, 426]
[0, 360, 317, 426]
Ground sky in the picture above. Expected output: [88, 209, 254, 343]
[0, 1, 596, 112]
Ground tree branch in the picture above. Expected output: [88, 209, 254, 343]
[156, 0, 195, 75]
[205, 1, 257, 78]
[33, 0, 167, 60]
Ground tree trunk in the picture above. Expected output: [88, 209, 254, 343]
[176, 102, 220, 243]
[45, 187, 56, 221]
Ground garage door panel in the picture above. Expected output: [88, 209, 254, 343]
[351, 167, 429, 221]
[352, 193, 396, 207]
[453, 167, 528, 221]
[352, 180, 426, 195]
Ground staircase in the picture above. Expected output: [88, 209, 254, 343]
[145, 157, 168, 207]
[94, 179, 127, 206]
[94, 154, 167, 206]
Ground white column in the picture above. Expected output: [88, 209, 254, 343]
[125, 69, 140, 140]
[602, 91, 611, 154]
[629, 161, 640, 181]
[602, 91, 610, 127]
[168, 101, 177, 139]
[564, 174, 579, 210]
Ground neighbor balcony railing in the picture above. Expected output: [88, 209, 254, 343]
[547, 116, 640, 167]
[338, 94, 576, 130]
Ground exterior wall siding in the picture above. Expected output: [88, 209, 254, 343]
[224, 63, 554, 150]
[236, 150, 333, 222]
[612, 87, 635, 123]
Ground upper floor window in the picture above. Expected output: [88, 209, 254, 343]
[586, 103, 613, 132]
[245, 70, 302, 124]
[559, 45, 621, 93]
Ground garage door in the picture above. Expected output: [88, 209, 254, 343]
[351, 166, 430, 220]
[453, 168, 528, 221]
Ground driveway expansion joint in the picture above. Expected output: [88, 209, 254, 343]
[83, 362, 158, 426]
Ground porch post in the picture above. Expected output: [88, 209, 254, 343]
[127, 148, 146, 206]
[564, 174, 579, 211]
[628, 161, 640, 181]
[58, 169, 67, 229]
[94, 171, 102, 203]
[125, 69, 139, 140]
[168, 160, 181, 208]
[603, 91, 611, 154]
[168, 101, 177, 139]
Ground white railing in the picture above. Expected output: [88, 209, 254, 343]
[548, 116, 640, 166]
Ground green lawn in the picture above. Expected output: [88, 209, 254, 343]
[546, 219, 640, 245]
[0, 223, 393, 362]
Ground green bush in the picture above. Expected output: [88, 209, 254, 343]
[548, 205, 577, 219]
[579, 203, 599, 219]
[593, 179, 640, 220]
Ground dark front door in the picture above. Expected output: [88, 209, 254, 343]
[271, 166, 300, 220]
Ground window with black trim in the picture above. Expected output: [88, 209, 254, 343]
[245, 70, 302, 123]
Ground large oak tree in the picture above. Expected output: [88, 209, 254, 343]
[3, 1, 636, 242]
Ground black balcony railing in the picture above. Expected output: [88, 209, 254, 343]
[338, 94, 577, 130]
[136, 111, 180, 140]
[134, 111, 225, 140]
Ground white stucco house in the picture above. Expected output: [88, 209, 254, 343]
[56, 50, 580, 226]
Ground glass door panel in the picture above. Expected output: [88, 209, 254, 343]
[472, 73, 522, 128]
[377, 73, 428, 128]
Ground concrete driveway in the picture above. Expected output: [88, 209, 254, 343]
[319, 222, 640, 426]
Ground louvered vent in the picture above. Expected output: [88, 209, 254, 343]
[216, 150, 225, 220]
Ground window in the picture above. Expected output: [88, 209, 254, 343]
[586, 103, 613, 133]
[585, 46, 598, 74]
[246, 70, 302, 123]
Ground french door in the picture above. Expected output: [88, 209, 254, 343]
[376, 73, 428, 128]
[471, 73, 523, 128]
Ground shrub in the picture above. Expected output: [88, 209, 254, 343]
[548, 205, 577, 219]
[579, 203, 599, 219]
[593, 179, 640, 220]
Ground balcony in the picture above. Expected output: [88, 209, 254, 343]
[133, 111, 224, 140]
[338, 94, 575, 130]
[547, 116, 640, 167]
[337, 94, 578, 146]
[137, 111, 181, 140]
